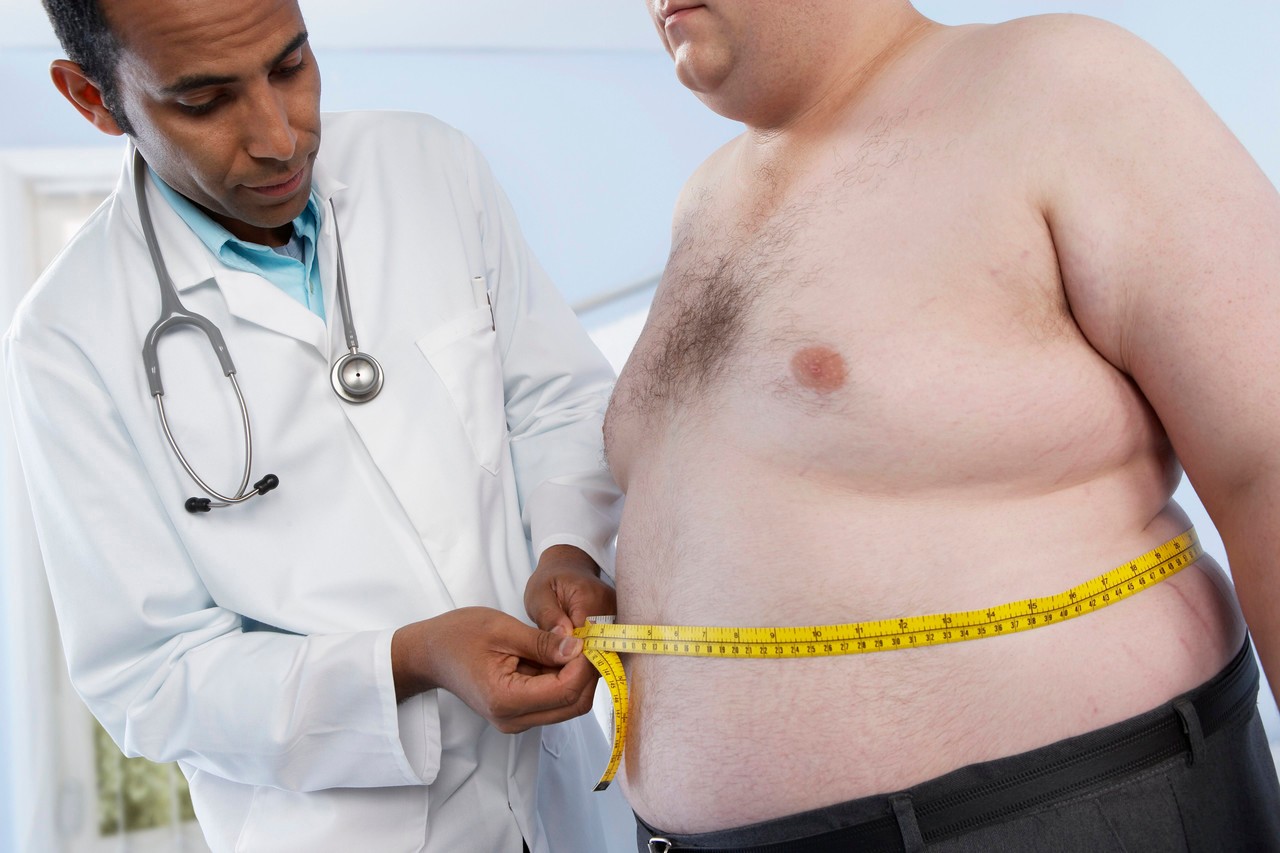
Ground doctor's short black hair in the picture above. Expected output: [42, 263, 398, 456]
[42, 0, 137, 135]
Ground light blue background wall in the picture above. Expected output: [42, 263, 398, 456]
[0, 2, 1278, 849]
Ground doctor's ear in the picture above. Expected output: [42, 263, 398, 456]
[50, 59, 126, 137]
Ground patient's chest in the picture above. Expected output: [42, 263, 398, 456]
[605, 147, 1160, 496]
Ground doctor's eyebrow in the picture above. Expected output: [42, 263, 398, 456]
[160, 31, 310, 96]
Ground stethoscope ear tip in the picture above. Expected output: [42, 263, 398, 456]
[183, 475, 278, 514]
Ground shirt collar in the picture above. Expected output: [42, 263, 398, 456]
[149, 168, 323, 260]
[115, 138, 348, 298]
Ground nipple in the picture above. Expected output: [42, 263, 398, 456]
[790, 345, 848, 393]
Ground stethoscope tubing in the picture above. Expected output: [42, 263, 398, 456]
[133, 147, 381, 512]
[154, 374, 256, 506]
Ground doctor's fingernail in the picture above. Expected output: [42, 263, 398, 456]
[559, 636, 583, 657]
[550, 624, 567, 636]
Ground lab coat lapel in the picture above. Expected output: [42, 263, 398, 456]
[311, 180, 498, 606]
[211, 269, 328, 354]
[313, 186, 421, 504]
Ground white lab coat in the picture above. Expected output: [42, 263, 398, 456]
[4, 111, 632, 853]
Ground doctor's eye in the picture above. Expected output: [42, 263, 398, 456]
[271, 61, 309, 83]
[176, 95, 228, 117]
[271, 52, 308, 80]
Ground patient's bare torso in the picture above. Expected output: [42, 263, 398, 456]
[603, 22, 1245, 834]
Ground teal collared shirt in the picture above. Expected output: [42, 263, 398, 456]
[152, 170, 326, 321]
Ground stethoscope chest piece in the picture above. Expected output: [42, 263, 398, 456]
[331, 350, 384, 403]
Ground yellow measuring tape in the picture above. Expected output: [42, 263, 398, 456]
[574, 528, 1201, 790]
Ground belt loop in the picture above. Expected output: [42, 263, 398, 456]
[1174, 697, 1206, 767]
[647, 837, 674, 853]
[891, 793, 926, 853]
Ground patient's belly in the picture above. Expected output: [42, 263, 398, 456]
[609, 440, 1242, 833]
[604, 290, 1245, 831]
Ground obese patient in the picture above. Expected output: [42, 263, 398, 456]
[602, 0, 1280, 844]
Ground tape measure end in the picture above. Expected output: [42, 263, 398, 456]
[593, 780, 613, 793]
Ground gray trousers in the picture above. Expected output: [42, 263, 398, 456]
[636, 641, 1280, 852]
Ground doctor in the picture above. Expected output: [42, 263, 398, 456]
[5, 0, 630, 851]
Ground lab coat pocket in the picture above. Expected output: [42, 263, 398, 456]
[235, 784, 428, 852]
[540, 720, 571, 759]
[416, 307, 506, 474]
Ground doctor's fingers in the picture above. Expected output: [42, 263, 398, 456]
[524, 575, 578, 633]
[562, 576, 616, 629]
[487, 656, 599, 732]
[527, 573, 616, 634]
[523, 620, 584, 666]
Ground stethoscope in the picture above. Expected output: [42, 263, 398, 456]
[134, 149, 384, 514]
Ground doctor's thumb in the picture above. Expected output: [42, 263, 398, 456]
[533, 625, 583, 664]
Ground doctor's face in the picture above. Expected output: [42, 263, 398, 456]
[101, 0, 321, 246]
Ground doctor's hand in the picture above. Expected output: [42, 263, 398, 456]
[524, 544, 616, 635]
[391, 606, 597, 733]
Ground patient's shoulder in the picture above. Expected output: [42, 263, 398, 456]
[957, 14, 1189, 111]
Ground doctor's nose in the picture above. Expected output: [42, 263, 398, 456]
[245, 89, 298, 161]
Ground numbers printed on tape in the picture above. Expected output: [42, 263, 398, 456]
[574, 529, 1202, 790]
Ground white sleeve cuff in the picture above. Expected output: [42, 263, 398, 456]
[373, 628, 442, 785]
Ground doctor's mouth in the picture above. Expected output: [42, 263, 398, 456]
[245, 167, 307, 198]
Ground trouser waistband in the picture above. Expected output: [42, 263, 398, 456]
[639, 639, 1259, 852]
